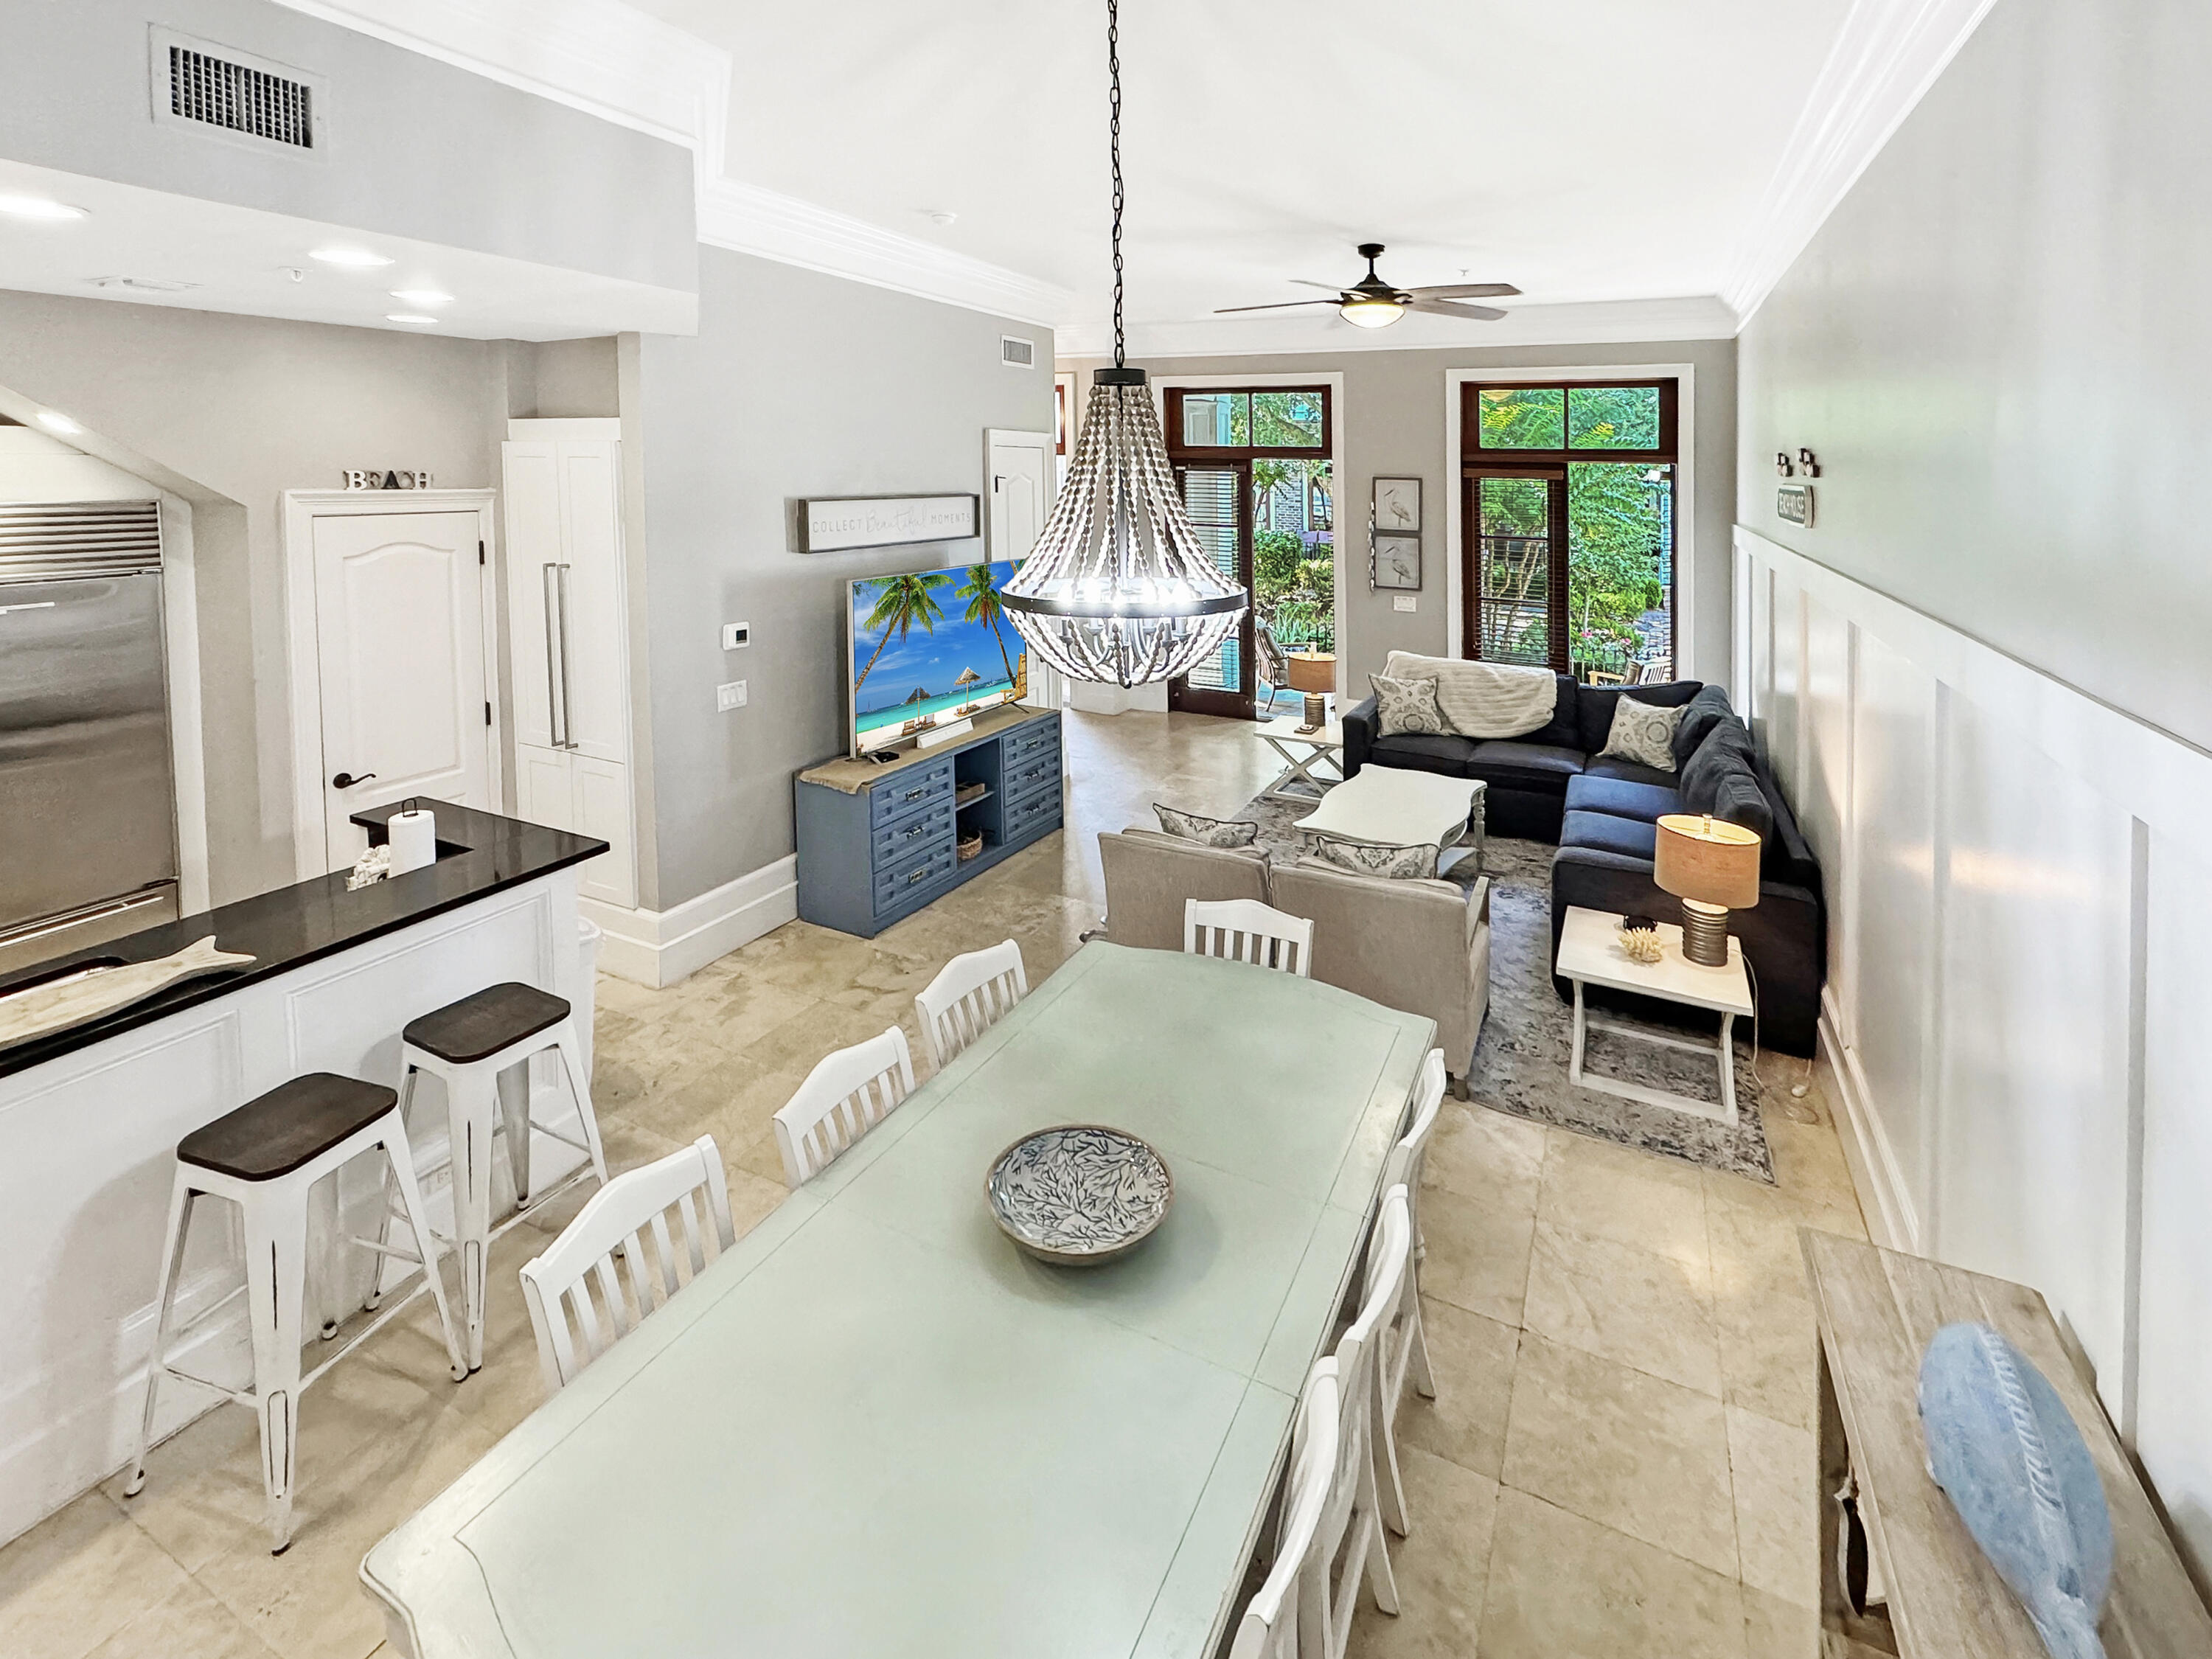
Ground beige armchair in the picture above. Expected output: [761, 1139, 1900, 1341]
[1096, 829, 1270, 952]
[1269, 862, 1491, 1096]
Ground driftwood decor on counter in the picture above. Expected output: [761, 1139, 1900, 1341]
[0, 936, 254, 1049]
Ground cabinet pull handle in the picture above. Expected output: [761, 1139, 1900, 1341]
[907, 868, 927, 886]
[555, 563, 576, 748]
[903, 822, 925, 838]
[542, 563, 565, 748]
[904, 787, 926, 801]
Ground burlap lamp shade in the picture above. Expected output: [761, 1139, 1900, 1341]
[1286, 651, 1336, 694]
[1653, 814, 1761, 966]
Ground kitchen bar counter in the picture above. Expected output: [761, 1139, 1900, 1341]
[0, 807, 608, 1547]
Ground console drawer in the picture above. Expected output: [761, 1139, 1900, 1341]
[869, 759, 954, 827]
[1004, 782, 1062, 842]
[1002, 717, 1060, 768]
[871, 801, 953, 864]
[874, 843, 958, 912]
[1003, 748, 1061, 806]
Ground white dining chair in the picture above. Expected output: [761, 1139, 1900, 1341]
[518, 1135, 736, 1394]
[1371, 1051, 1447, 1537]
[771, 1025, 916, 1188]
[914, 939, 1028, 1073]
[1227, 1359, 1341, 1659]
[1184, 897, 1315, 977]
[1311, 1184, 1411, 1658]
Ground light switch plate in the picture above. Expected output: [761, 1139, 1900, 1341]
[1392, 594, 1417, 613]
[716, 680, 748, 711]
[721, 622, 750, 650]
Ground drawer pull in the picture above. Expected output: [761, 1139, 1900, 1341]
[907, 868, 928, 886]
[903, 786, 928, 802]
[903, 821, 926, 838]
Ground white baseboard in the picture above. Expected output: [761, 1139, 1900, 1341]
[1816, 987, 1919, 1253]
[583, 855, 798, 988]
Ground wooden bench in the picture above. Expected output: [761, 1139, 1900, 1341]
[1801, 1231, 2212, 1658]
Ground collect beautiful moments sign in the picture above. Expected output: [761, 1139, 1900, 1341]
[799, 494, 978, 553]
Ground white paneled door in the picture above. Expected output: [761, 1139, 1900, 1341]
[311, 509, 493, 869]
[987, 428, 1057, 707]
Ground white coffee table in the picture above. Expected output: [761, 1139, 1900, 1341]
[1295, 767, 1485, 872]
[1255, 712, 1345, 803]
[1554, 905, 1755, 1127]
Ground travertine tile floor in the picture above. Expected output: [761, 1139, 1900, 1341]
[0, 708, 1867, 1659]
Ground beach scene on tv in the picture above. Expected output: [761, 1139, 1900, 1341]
[849, 559, 1027, 752]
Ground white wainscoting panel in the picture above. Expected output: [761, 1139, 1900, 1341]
[1733, 525, 2212, 1585]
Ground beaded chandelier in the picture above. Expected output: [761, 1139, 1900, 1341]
[998, 0, 1246, 687]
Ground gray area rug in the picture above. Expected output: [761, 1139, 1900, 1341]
[1233, 783, 1775, 1182]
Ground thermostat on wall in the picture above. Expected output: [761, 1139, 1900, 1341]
[722, 622, 751, 650]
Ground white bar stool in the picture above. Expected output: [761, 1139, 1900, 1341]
[390, 981, 610, 1371]
[122, 1072, 466, 1554]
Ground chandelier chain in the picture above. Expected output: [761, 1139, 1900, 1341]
[1107, 0, 1124, 368]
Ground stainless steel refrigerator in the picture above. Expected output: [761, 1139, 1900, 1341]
[0, 501, 180, 975]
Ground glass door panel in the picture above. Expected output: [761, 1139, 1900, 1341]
[1567, 461, 1674, 681]
[1169, 462, 1253, 717]
[1474, 473, 1557, 667]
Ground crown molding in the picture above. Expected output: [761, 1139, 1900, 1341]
[696, 178, 1075, 329]
[1054, 295, 1739, 362]
[1721, 0, 2000, 324]
[274, 0, 1071, 327]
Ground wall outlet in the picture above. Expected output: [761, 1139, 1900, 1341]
[716, 680, 748, 712]
[1392, 594, 1418, 613]
[721, 622, 750, 650]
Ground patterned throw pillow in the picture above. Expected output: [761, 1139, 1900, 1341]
[1302, 833, 1441, 881]
[1371, 672, 1449, 738]
[1152, 803, 1259, 848]
[1600, 696, 1686, 773]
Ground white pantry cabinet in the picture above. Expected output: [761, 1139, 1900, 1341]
[503, 420, 637, 908]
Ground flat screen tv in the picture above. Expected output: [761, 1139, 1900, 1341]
[846, 558, 1027, 757]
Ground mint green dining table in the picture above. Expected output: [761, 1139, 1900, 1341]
[361, 941, 1434, 1658]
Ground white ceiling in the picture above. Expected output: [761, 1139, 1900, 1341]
[633, 0, 1854, 349]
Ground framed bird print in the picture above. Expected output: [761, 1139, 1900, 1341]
[1372, 532, 1422, 591]
[1371, 477, 1422, 532]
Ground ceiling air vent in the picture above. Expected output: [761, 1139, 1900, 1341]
[149, 28, 327, 155]
[1000, 335, 1037, 369]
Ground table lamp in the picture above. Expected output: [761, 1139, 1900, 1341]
[1653, 813, 1761, 967]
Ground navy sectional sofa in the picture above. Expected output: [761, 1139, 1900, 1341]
[1341, 675, 1826, 1055]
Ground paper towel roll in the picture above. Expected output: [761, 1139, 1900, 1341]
[389, 807, 437, 875]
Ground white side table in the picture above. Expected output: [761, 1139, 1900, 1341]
[1554, 905, 1755, 1126]
[1255, 713, 1345, 803]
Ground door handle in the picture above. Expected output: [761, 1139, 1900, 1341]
[332, 771, 377, 790]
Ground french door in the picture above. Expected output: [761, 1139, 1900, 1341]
[1464, 467, 1568, 671]
[1166, 459, 1255, 718]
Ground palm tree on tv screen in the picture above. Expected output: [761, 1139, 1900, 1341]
[956, 563, 1019, 689]
[853, 571, 951, 698]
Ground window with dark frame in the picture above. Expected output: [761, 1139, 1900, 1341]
[1461, 380, 1679, 681]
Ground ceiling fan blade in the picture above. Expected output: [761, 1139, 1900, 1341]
[1289, 279, 1349, 292]
[1211, 299, 1344, 314]
[1407, 282, 1521, 300]
[1404, 297, 1508, 321]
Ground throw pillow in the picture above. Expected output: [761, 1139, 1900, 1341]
[1303, 833, 1441, 881]
[1600, 697, 1685, 773]
[1152, 803, 1259, 848]
[1371, 672, 1449, 738]
[1672, 685, 1737, 766]
[1709, 769, 1773, 847]
[1680, 720, 1759, 813]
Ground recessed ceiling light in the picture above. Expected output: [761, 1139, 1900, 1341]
[0, 195, 88, 221]
[35, 411, 83, 436]
[389, 288, 453, 307]
[386, 313, 439, 327]
[310, 246, 393, 268]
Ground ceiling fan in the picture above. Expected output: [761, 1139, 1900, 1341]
[1215, 243, 1520, 330]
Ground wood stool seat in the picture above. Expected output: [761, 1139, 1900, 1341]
[401, 982, 569, 1065]
[178, 1074, 400, 1182]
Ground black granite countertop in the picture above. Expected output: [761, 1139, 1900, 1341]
[0, 804, 607, 1079]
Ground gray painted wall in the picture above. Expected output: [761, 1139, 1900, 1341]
[635, 249, 1054, 910]
[1737, 0, 2212, 749]
[0, 287, 512, 901]
[1067, 339, 1737, 700]
[0, 0, 695, 293]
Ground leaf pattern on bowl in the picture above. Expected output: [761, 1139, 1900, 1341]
[987, 1126, 1172, 1263]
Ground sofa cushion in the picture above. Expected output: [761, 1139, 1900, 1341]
[1576, 679, 1703, 757]
[1565, 774, 1683, 823]
[1561, 808, 1658, 861]
[1710, 769, 1773, 844]
[1153, 802, 1259, 848]
[1526, 672, 1582, 748]
[1368, 730, 1480, 776]
[1467, 740, 1586, 791]
[1582, 755, 1678, 789]
[1672, 684, 1736, 766]
[1756, 766, 1823, 889]
[1680, 720, 1759, 813]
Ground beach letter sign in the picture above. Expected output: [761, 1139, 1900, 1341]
[799, 494, 980, 553]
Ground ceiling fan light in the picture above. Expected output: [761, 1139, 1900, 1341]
[1339, 296, 1405, 329]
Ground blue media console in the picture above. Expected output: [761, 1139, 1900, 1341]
[793, 707, 1063, 938]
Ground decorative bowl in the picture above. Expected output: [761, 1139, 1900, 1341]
[986, 1124, 1174, 1266]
